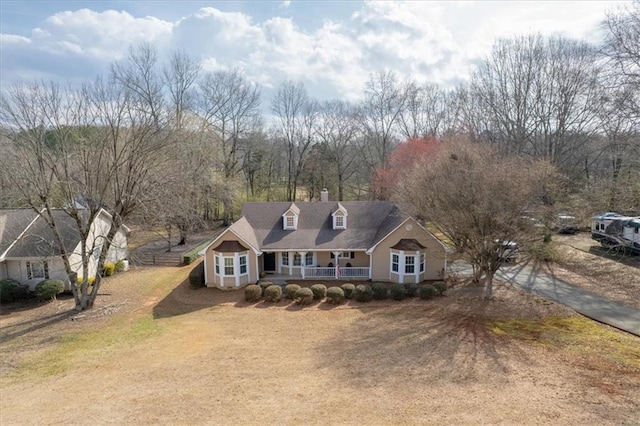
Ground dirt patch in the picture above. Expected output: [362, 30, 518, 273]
[1, 265, 639, 425]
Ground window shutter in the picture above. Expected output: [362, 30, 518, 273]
[26, 261, 32, 279]
[44, 261, 50, 279]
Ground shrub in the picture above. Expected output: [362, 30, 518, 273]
[285, 284, 301, 299]
[326, 286, 345, 304]
[264, 285, 282, 302]
[528, 242, 558, 262]
[182, 252, 199, 265]
[76, 276, 96, 287]
[115, 259, 126, 272]
[102, 262, 116, 277]
[354, 284, 373, 302]
[294, 287, 314, 305]
[244, 284, 262, 302]
[419, 284, 438, 300]
[390, 283, 407, 301]
[189, 262, 205, 288]
[371, 282, 388, 300]
[433, 281, 447, 296]
[259, 281, 274, 292]
[403, 282, 418, 297]
[0, 278, 20, 303]
[35, 279, 64, 301]
[310, 284, 327, 300]
[341, 283, 356, 299]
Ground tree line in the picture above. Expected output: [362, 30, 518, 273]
[0, 2, 637, 308]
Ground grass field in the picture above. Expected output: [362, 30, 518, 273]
[1, 262, 639, 425]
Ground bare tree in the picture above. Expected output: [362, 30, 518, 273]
[163, 51, 201, 131]
[271, 80, 318, 201]
[358, 70, 409, 170]
[198, 68, 261, 224]
[315, 100, 360, 201]
[397, 137, 556, 299]
[398, 82, 452, 139]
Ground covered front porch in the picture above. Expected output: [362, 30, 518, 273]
[260, 250, 371, 280]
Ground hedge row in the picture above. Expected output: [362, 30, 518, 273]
[243, 281, 448, 305]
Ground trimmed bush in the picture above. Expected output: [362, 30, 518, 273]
[390, 283, 407, 301]
[419, 284, 438, 300]
[341, 283, 356, 299]
[354, 284, 373, 302]
[35, 279, 64, 301]
[326, 286, 345, 304]
[103, 262, 116, 277]
[371, 282, 388, 300]
[259, 281, 274, 292]
[115, 259, 126, 272]
[244, 284, 262, 302]
[403, 282, 418, 298]
[310, 284, 327, 300]
[294, 287, 314, 305]
[0, 278, 20, 303]
[188, 262, 205, 288]
[433, 281, 448, 296]
[264, 285, 282, 302]
[285, 284, 301, 299]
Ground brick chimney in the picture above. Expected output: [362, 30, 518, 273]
[320, 188, 329, 202]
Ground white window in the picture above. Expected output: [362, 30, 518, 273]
[286, 216, 295, 228]
[281, 252, 289, 266]
[293, 253, 302, 266]
[26, 261, 49, 280]
[224, 258, 234, 275]
[391, 254, 399, 273]
[420, 253, 425, 273]
[283, 214, 298, 230]
[305, 252, 314, 266]
[215, 256, 220, 274]
[239, 255, 247, 275]
[335, 215, 344, 229]
[405, 256, 415, 274]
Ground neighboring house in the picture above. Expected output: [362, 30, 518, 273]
[200, 191, 448, 289]
[0, 208, 129, 290]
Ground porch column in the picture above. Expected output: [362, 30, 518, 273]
[368, 252, 372, 279]
[299, 251, 307, 279]
[333, 251, 341, 279]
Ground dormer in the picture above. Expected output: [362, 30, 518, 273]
[282, 203, 300, 230]
[332, 203, 348, 230]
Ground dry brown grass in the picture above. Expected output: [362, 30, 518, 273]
[1, 262, 639, 425]
[552, 233, 640, 309]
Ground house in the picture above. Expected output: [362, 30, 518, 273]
[0, 208, 129, 290]
[200, 191, 448, 289]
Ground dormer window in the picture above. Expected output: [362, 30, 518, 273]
[332, 203, 347, 230]
[283, 203, 300, 230]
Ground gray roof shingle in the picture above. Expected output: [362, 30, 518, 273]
[238, 201, 407, 251]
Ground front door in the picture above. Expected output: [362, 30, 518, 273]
[263, 252, 276, 273]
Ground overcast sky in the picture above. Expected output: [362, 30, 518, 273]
[0, 1, 631, 102]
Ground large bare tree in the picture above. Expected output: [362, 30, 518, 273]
[397, 137, 556, 298]
[271, 80, 318, 201]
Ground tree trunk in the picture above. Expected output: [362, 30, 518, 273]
[484, 270, 495, 299]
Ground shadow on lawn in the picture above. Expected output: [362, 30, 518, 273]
[314, 295, 535, 387]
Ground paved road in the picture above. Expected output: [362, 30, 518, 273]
[450, 261, 640, 337]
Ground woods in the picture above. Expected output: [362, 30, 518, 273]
[0, 2, 638, 307]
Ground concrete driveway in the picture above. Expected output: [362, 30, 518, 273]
[449, 261, 640, 337]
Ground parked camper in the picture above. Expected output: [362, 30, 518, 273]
[591, 212, 640, 254]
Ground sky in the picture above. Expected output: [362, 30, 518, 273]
[0, 0, 632, 103]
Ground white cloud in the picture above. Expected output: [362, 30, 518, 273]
[279, 1, 292, 9]
[1, 1, 629, 98]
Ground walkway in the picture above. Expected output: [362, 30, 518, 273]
[450, 261, 640, 337]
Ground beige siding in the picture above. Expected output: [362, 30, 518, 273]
[204, 229, 258, 289]
[316, 251, 368, 267]
[370, 218, 447, 282]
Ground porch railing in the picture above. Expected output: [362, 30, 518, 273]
[302, 266, 370, 279]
